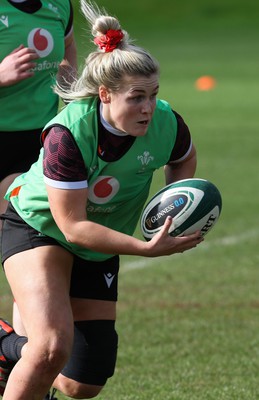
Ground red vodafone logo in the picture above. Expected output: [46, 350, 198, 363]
[88, 176, 120, 204]
[27, 28, 54, 57]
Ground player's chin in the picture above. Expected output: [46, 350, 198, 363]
[133, 123, 149, 136]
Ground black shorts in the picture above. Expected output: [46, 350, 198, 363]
[1, 203, 119, 301]
[0, 129, 42, 180]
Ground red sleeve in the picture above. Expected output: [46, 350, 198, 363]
[43, 125, 87, 182]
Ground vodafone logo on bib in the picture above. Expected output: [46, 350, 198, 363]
[88, 176, 120, 204]
[27, 28, 54, 57]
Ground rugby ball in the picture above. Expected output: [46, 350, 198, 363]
[140, 178, 222, 240]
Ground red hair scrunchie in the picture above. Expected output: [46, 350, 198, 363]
[94, 29, 124, 52]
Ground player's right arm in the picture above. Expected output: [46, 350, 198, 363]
[46, 185, 203, 257]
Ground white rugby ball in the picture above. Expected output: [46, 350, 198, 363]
[140, 178, 222, 240]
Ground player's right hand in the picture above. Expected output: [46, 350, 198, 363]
[145, 216, 204, 257]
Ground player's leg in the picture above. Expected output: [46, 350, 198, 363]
[53, 301, 118, 398]
[2, 245, 74, 399]
[1, 205, 119, 399]
[52, 256, 119, 399]
[12, 300, 26, 335]
[11, 302, 58, 400]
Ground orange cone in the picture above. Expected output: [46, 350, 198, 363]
[195, 75, 216, 91]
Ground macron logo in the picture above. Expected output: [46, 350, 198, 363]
[0, 16, 8, 27]
[104, 272, 115, 288]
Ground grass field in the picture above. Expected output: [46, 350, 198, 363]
[1, 0, 259, 398]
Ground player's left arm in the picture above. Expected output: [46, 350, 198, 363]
[57, 31, 77, 88]
[164, 143, 197, 185]
[57, 0, 77, 89]
[164, 110, 197, 184]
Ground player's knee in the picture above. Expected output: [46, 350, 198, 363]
[72, 384, 103, 399]
[46, 341, 71, 373]
[56, 376, 104, 399]
[28, 329, 73, 376]
[61, 320, 118, 382]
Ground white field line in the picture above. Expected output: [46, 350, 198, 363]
[121, 228, 259, 273]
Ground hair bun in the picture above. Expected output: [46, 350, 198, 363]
[94, 29, 124, 52]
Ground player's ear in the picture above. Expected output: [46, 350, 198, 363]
[99, 86, 111, 103]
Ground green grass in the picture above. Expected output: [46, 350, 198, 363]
[1, 0, 259, 398]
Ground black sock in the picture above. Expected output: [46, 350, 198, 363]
[1, 332, 28, 363]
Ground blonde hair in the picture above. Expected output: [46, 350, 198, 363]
[55, 0, 159, 102]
